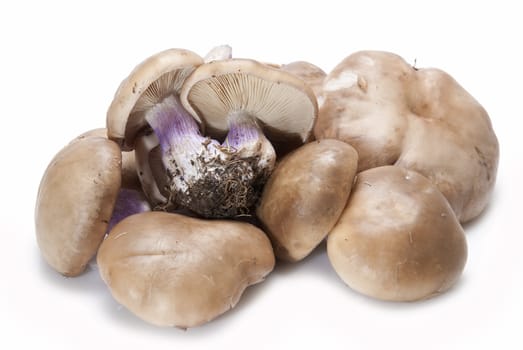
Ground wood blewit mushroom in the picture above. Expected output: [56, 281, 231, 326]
[314, 50, 499, 223]
[35, 135, 122, 276]
[179, 58, 317, 217]
[144, 93, 276, 218]
[327, 166, 468, 301]
[107, 50, 316, 218]
[97, 211, 275, 328]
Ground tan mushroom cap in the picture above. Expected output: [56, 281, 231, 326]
[71, 128, 140, 190]
[314, 51, 499, 223]
[70, 127, 108, 142]
[180, 58, 318, 155]
[35, 136, 122, 276]
[97, 211, 275, 328]
[327, 166, 467, 302]
[106, 48, 203, 150]
[280, 61, 326, 100]
[257, 139, 358, 262]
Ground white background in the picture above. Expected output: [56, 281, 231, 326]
[1, 1, 521, 349]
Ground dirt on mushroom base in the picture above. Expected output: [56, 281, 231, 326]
[161, 148, 270, 218]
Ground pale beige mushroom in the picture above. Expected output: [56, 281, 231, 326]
[257, 139, 358, 262]
[280, 60, 326, 102]
[315, 50, 499, 223]
[105, 48, 203, 208]
[35, 136, 121, 276]
[71, 128, 140, 189]
[122, 58, 318, 218]
[327, 166, 467, 301]
[97, 211, 275, 328]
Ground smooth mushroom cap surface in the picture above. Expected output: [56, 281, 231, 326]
[314, 50, 499, 223]
[97, 211, 275, 328]
[71, 128, 140, 189]
[180, 58, 318, 155]
[70, 127, 108, 142]
[280, 60, 326, 100]
[35, 137, 122, 276]
[257, 139, 358, 262]
[106, 48, 203, 150]
[327, 165, 467, 302]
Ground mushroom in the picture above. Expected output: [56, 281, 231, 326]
[106, 50, 316, 218]
[35, 135, 121, 276]
[314, 50, 499, 223]
[70, 128, 152, 230]
[106, 48, 203, 150]
[106, 46, 235, 208]
[97, 211, 275, 328]
[105, 48, 206, 212]
[181, 58, 317, 155]
[71, 128, 141, 190]
[327, 166, 467, 301]
[176, 58, 317, 217]
[257, 139, 358, 262]
[280, 60, 326, 102]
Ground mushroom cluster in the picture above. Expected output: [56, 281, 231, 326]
[35, 46, 498, 328]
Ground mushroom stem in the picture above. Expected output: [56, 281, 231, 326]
[223, 111, 276, 168]
[224, 111, 262, 148]
[145, 95, 276, 218]
[146, 95, 217, 155]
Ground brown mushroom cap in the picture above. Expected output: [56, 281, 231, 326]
[327, 166, 467, 302]
[70, 127, 108, 142]
[71, 128, 140, 190]
[257, 139, 358, 261]
[97, 211, 275, 328]
[35, 136, 122, 276]
[180, 58, 318, 155]
[280, 60, 326, 100]
[314, 50, 499, 223]
[106, 48, 203, 150]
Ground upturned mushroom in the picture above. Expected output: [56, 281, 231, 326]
[105, 48, 203, 207]
[107, 46, 233, 207]
[35, 135, 122, 276]
[107, 49, 317, 218]
[327, 166, 467, 301]
[314, 50, 499, 223]
[181, 58, 317, 155]
[97, 211, 275, 328]
[106, 48, 203, 150]
[257, 139, 358, 262]
[178, 58, 317, 217]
